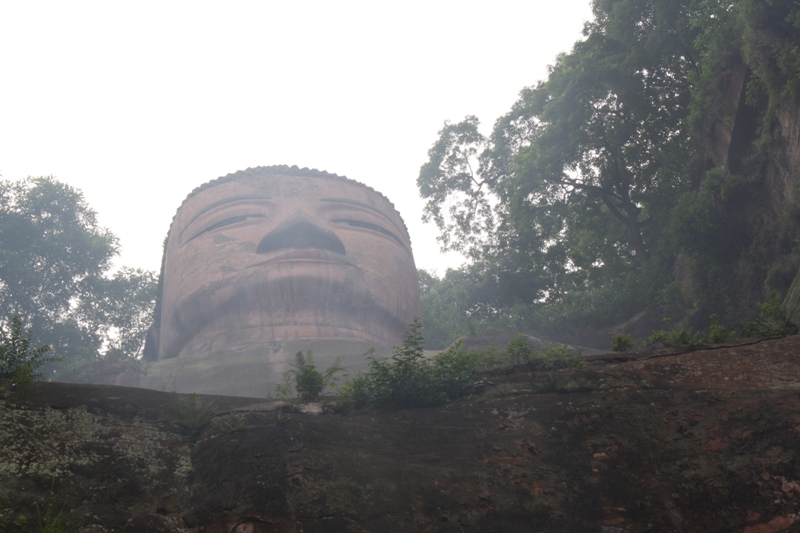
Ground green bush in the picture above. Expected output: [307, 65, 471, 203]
[611, 333, 634, 352]
[0, 315, 58, 385]
[736, 292, 797, 338]
[529, 344, 586, 370]
[501, 334, 534, 367]
[338, 326, 585, 410]
[645, 318, 703, 349]
[706, 314, 731, 343]
[276, 351, 343, 402]
[466, 335, 584, 372]
[487, 335, 584, 371]
[641, 295, 797, 350]
[167, 393, 216, 435]
[339, 319, 477, 409]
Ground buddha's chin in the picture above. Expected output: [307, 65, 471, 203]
[159, 265, 405, 359]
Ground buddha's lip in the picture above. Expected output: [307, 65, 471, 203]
[248, 249, 357, 268]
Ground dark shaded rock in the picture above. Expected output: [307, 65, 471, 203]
[784, 268, 800, 327]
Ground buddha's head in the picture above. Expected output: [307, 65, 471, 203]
[146, 166, 421, 361]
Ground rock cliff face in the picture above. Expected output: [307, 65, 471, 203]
[685, 55, 800, 319]
[764, 99, 800, 218]
[754, 93, 800, 314]
[3, 335, 800, 532]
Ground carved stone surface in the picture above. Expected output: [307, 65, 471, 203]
[140, 166, 421, 396]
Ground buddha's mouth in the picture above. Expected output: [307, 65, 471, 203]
[247, 250, 358, 269]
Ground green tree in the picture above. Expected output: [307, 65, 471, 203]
[419, 269, 471, 349]
[0, 177, 156, 372]
[418, 116, 500, 258]
[85, 267, 158, 359]
[0, 177, 117, 323]
[0, 314, 58, 383]
[417, 0, 720, 332]
[419, 0, 800, 338]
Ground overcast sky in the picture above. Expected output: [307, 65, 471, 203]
[0, 1, 592, 276]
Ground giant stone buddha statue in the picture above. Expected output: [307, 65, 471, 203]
[139, 165, 421, 397]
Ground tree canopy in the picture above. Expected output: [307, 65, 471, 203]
[0, 176, 157, 372]
[418, 0, 800, 347]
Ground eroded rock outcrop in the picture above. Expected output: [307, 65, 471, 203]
[5, 336, 800, 532]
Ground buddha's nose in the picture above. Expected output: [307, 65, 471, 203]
[256, 212, 346, 255]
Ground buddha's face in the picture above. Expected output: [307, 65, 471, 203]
[157, 173, 420, 359]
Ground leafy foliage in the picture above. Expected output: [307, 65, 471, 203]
[87, 267, 158, 359]
[0, 315, 58, 384]
[642, 295, 796, 349]
[339, 323, 585, 410]
[738, 0, 800, 104]
[31, 479, 84, 533]
[418, 116, 498, 257]
[644, 318, 703, 349]
[0, 177, 157, 371]
[736, 292, 798, 338]
[611, 334, 634, 352]
[418, 0, 800, 341]
[418, 268, 476, 349]
[339, 319, 476, 409]
[478, 336, 586, 372]
[0, 177, 117, 323]
[276, 351, 344, 402]
[417, 0, 701, 334]
[167, 393, 216, 436]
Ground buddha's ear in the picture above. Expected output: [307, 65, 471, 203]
[142, 324, 159, 361]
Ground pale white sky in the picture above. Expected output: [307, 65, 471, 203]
[0, 1, 592, 275]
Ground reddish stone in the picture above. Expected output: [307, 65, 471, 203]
[155, 167, 420, 361]
[118, 167, 424, 395]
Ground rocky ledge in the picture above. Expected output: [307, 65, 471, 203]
[2, 336, 800, 532]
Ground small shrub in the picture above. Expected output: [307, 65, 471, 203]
[168, 393, 216, 435]
[218, 413, 247, 433]
[0, 315, 58, 386]
[335, 372, 373, 408]
[559, 378, 595, 393]
[641, 295, 797, 350]
[645, 318, 703, 348]
[706, 314, 731, 343]
[527, 344, 585, 370]
[472, 335, 584, 370]
[534, 371, 558, 392]
[33, 499, 83, 533]
[273, 371, 295, 402]
[32, 479, 84, 533]
[279, 351, 343, 403]
[339, 319, 478, 409]
[611, 333, 634, 352]
[428, 340, 480, 399]
[358, 318, 444, 408]
[736, 292, 798, 338]
[502, 335, 533, 366]
[338, 325, 586, 410]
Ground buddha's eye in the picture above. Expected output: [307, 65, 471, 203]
[188, 214, 265, 242]
[333, 219, 405, 248]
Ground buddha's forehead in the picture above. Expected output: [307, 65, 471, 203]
[183, 174, 365, 204]
[173, 174, 406, 236]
